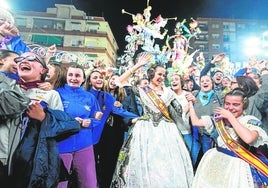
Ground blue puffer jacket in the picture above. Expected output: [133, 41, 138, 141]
[11, 109, 80, 188]
[56, 84, 101, 153]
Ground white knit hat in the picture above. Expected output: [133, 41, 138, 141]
[0, 8, 14, 25]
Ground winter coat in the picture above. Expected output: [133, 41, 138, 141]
[56, 84, 101, 153]
[11, 109, 80, 188]
[0, 73, 30, 174]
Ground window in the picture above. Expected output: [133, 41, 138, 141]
[223, 24, 229, 31]
[223, 22, 235, 32]
[33, 18, 54, 29]
[212, 24, 220, 29]
[71, 22, 82, 31]
[86, 22, 100, 32]
[212, 44, 220, 50]
[54, 21, 65, 30]
[32, 35, 63, 47]
[197, 35, 208, 41]
[71, 40, 83, 47]
[198, 45, 205, 51]
[16, 18, 27, 27]
[198, 23, 208, 32]
[211, 34, 220, 40]
[223, 34, 230, 42]
[223, 32, 236, 42]
[223, 44, 230, 52]
[86, 40, 97, 48]
[86, 53, 98, 58]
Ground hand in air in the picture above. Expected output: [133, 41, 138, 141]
[136, 52, 153, 66]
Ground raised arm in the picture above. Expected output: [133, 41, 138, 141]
[119, 52, 153, 85]
[200, 53, 225, 77]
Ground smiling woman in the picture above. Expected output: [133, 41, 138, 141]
[16, 52, 48, 82]
[14, 55, 47, 69]
[56, 64, 103, 188]
[188, 88, 268, 188]
[110, 52, 194, 188]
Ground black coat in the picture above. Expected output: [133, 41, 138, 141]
[11, 109, 80, 188]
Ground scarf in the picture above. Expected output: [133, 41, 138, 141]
[198, 90, 215, 106]
[17, 79, 43, 90]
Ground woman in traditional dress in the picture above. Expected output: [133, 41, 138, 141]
[188, 88, 268, 187]
[111, 52, 194, 188]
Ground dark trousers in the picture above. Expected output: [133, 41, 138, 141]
[0, 162, 9, 187]
[94, 122, 125, 188]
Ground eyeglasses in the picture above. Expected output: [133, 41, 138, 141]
[14, 55, 47, 69]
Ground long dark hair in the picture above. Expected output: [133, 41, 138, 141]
[47, 61, 67, 89]
[235, 76, 258, 97]
[85, 69, 104, 91]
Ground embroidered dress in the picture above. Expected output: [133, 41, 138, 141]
[192, 115, 268, 188]
[111, 87, 193, 188]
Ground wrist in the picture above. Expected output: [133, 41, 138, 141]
[189, 103, 194, 109]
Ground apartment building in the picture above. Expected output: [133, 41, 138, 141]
[194, 17, 268, 65]
[13, 4, 118, 67]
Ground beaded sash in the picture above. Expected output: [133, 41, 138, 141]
[214, 117, 268, 177]
[143, 86, 172, 121]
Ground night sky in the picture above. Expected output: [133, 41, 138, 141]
[9, 0, 268, 55]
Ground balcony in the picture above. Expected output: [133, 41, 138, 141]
[18, 26, 108, 37]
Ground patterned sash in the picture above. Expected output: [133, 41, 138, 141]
[143, 86, 172, 121]
[214, 118, 268, 177]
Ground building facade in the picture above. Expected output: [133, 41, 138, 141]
[194, 17, 268, 65]
[13, 4, 118, 67]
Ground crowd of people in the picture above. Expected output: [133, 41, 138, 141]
[0, 6, 268, 188]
